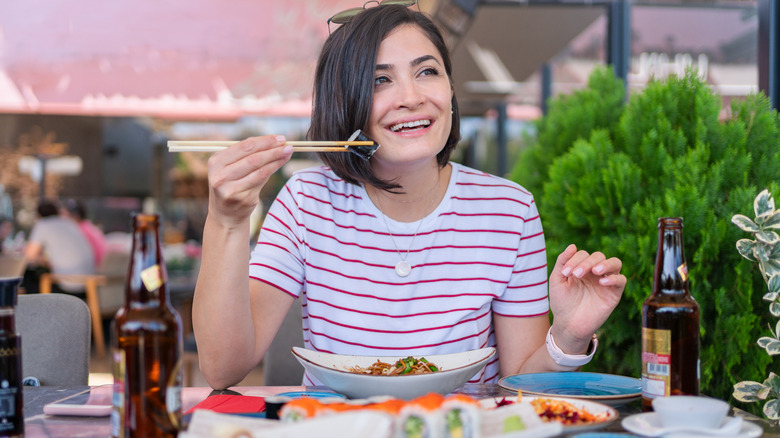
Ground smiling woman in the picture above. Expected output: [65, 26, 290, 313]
[191, 2, 626, 393]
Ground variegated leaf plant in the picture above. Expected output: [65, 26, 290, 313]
[732, 189, 780, 421]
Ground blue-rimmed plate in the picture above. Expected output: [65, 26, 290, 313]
[498, 372, 641, 407]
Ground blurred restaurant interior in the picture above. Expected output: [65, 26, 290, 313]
[0, 0, 777, 384]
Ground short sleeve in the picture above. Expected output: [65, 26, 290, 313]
[249, 179, 306, 298]
[491, 198, 550, 317]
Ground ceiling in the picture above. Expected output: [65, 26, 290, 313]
[446, 4, 604, 114]
[0, 0, 759, 120]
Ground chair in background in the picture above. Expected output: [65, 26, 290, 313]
[39, 250, 129, 358]
[16, 294, 91, 386]
[262, 302, 305, 386]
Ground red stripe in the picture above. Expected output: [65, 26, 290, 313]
[494, 295, 548, 304]
[518, 247, 546, 258]
[249, 263, 303, 287]
[521, 230, 544, 241]
[457, 181, 532, 196]
[297, 191, 374, 217]
[439, 211, 531, 220]
[296, 168, 343, 184]
[306, 279, 501, 301]
[307, 308, 490, 335]
[306, 295, 483, 319]
[421, 260, 514, 269]
[248, 276, 298, 298]
[305, 266, 511, 288]
[255, 240, 303, 263]
[492, 310, 549, 318]
[451, 196, 531, 207]
[507, 279, 548, 289]
[515, 264, 547, 274]
[307, 243, 518, 270]
[296, 179, 362, 200]
[308, 324, 491, 350]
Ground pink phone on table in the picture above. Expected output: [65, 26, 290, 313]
[43, 384, 113, 417]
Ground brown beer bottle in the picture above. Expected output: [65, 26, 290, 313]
[641, 217, 700, 410]
[0, 277, 23, 438]
[111, 213, 183, 438]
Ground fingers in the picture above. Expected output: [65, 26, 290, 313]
[557, 243, 624, 284]
[209, 135, 292, 189]
[206, 135, 293, 222]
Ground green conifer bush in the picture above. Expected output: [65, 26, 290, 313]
[508, 67, 780, 409]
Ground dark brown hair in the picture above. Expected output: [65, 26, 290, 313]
[309, 5, 461, 191]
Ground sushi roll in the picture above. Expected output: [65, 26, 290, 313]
[440, 394, 481, 438]
[396, 393, 445, 438]
[278, 397, 328, 422]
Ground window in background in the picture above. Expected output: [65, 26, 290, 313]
[627, 3, 758, 110]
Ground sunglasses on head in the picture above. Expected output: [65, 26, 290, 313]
[327, 0, 418, 34]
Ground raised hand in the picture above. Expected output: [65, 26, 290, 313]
[548, 244, 626, 352]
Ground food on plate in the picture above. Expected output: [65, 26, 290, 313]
[441, 394, 481, 438]
[398, 393, 445, 438]
[348, 356, 440, 375]
[279, 393, 481, 437]
[503, 415, 525, 432]
[530, 398, 609, 425]
[487, 395, 609, 426]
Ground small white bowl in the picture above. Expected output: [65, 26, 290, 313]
[652, 396, 730, 429]
[291, 347, 495, 400]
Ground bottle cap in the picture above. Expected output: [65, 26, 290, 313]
[0, 277, 21, 307]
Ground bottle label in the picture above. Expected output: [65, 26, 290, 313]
[140, 264, 164, 291]
[110, 349, 126, 438]
[677, 263, 688, 282]
[165, 357, 183, 429]
[0, 381, 19, 431]
[641, 327, 671, 399]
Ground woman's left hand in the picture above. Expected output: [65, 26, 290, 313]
[548, 244, 626, 353]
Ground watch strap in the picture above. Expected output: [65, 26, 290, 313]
[545, 328, 598, 367]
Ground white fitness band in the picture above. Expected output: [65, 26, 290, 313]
[546, 328, 598, 367]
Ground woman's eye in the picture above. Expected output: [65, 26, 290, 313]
[374, 75, 390, 85]
[420, 67, 439, 76]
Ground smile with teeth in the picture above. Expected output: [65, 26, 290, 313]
[389, 119, 431, 132]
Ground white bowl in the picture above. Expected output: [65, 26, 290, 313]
[291, 347, 496, 400]
[652, 396, 730, 429]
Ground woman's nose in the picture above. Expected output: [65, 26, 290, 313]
[395, 80, 425, 109]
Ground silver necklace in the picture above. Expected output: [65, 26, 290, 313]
[373, 172, 441, 277]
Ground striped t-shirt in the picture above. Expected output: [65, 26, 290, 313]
[249, 162, 549, 384]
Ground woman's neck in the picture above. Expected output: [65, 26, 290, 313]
[366, 163, 451, 223]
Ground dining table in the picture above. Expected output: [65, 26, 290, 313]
[21, 384, 780, 437]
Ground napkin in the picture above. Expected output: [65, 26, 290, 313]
[186, 394, 266, 415]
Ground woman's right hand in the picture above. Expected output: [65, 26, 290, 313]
[206, 135, 293, 227]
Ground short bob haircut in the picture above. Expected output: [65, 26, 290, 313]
[309, 4, 461, 192]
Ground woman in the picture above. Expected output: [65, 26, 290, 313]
[192, 4, 626, 390]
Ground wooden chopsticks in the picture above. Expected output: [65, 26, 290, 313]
[167, 140, 374, 153]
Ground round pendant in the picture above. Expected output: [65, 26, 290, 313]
[395, 260, 412, 277]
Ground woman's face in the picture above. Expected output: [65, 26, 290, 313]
[366, 24, 453, 169]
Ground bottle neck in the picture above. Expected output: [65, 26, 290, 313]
[126, 214, 169, 306]
[653, 219, 690, 295]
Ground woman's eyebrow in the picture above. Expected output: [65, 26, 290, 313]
[375, 55, 442, 72]
[411, 54, 440, 67]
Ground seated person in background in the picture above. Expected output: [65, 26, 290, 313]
[62, 199, 108, 268]
[24, 199, 95, 294]
[0, 218, 15, 253]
